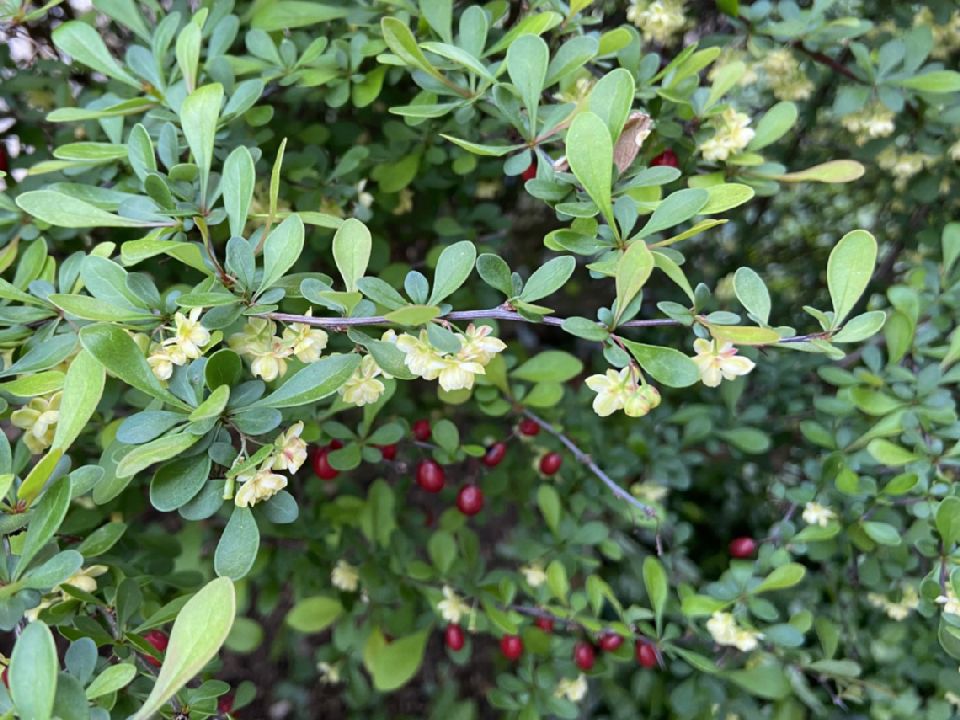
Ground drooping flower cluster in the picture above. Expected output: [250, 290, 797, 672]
[626, 0, 686, 45]
[147, 308, 213, 381]
[234, 423, 307, 508]
[390, 324, 506, 392]
[338, 354, 387, 407]
[521, 563, 547, 588]
[227, 315, 328, 382]
[692, 339, 755, 387]
[876, 146, 934, 189]
[331, 560, 360, 592]
[762, 49, 814, 101]
[867, 585, 919, 621]
[801, 501, 836, 527]
[700, 108, 755, 162]
[840, 103, 896, 145]
[705, 611, 763, 652]
[585, 367, 661, 417]
[11, 391, 61, 454]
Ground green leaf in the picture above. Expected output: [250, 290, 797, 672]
[384, 305, 442, 326]
[117, 433, 201, 479]
[17, 450, 65, 504]
[180, 84, 224, 203]
[439, 135, 523, 156]
[380, 17, 443, 81]
[615, 241, 653, 321]
[252, 0, 349, 30]
[49, 294, 154, 322]
[0, 371, 64, 397]
[754, 563, 806, 594]
[151, 454, 211, 512]
[537, 485, 561, 532]
[866, 438, 919, 466]
[52, 350, 105, 451]
[260, 214, 304, 292]
[485, 11, 562, 57]
[79, 324, 190, 410]
[513, 351, 583, 383]
[175, 21, 201, 92]
[420, 0, 452, 41]
[588, 68, 636, 143]
[943, 223, 960, 277]
[223, 147, 255, 237]
[547, 560, 569, 601]
[21, 550, 83, 590]
[215, 507, 260, 580]
[827, 229, 877, 327]
[16, 191, 160, 228]
[637, 188, 709, 238]
[131, 577, 236, 720]
[561, 316, 608, 341]
[862, 521, 901, 546]
[85, 663, 136, 699]
[520, 256, 576, 302]
[428, 529, 456, 572]
[621, 340, 699, 388]
[507, 35, 549, 134]
[332, 219, 372, 293]
[429, 240, 476, 304]
[93, 0, 150, 39]
[894, 70, 960, 93]
[936, 497, 960, 547]
[831, 310, 886, 342]
[286, 596, 343, 633]
[363, 628, 429, 691]
[747, 101, 798, 151]
[566, 112, 614, 227]
[52, 21, 138, 87]
[643, 556, 668, 634]
[699, 183, 755, 214]
[709, 325, 781, 345]
[14, 476, 71, 579]
[476, 254, 513, 296]
[255, 353, 360, 408]
[770, 160, 865, 183]
[10, 621, 58, 720]
[726, 665, 791, 700]
[733, 267, 771, 325]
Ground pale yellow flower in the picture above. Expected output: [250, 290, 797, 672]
[554, 674, 588, 702]
[841, 103, 896, 145]
[950, 140, 960, 163]
[249, 337, 293, 382]
[802, 501, 836, 528]
[937, 586, 960, 616]
[229, 317, 276, 355]
[437, 356, 486, 392]
[234, 465, 288, 507]
[317, 661, 341, 684]
[272, 422, 307, 473]
[585, 367, 661, 417]
[339, 355, 386, 406]
[624, 384, 661, 417]
[700, 108, 755, 162]
[331, 560, 360, 592]
[626, 0, 686, 45]
[521, 564, 548, 588]
[11, 391, 62, 454]
[692, 339, 755, 387]
[62, 565, 109, 595]
[437, 585, 470, 624]
[282, 313, 328, 363]
[166, 307, 210, 360]
[147, 346, 177, 381]
[458, 324, 507, 365]
[706, 612, 762, 652]
[396, 331, 445, 379]
[392, 189, 413, 215]
[762, 49, 813, 101]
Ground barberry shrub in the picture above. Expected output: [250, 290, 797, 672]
[0, 0, 958, 717]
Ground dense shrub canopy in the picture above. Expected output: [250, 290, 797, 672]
[0, 0, 959, 717]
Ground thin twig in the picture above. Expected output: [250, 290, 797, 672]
[521, 408, 658, 519]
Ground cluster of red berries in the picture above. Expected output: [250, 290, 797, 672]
[312, 417, 566, 517]
[443, 622, 659, 669]
[142, 629, 169, 668]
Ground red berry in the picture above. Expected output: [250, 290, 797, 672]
[518, 418, 540, 436]
[539, 452, 562, 475]
[636, 640, 658, 668]
[500, 634, 524, 661]
[651, 149, 679, 168]
[456, 485, 484, 515]
[416, 460, 445, 493]
[413, 419, 431, 442]
[535, 616, 554, 633]
[379, 444, 397, 460]
[144, 630, 168, 652]
[729, 536, 757, 559]
[1, 667, 7, 688]
[574, 642, 595, 671]
[599, 632, 624, 652]
[482, 441, 507, 467]
[312, 448, 339, 481]
[521, 160, 537, 181]
[445, 623, 465, 651]
[327, 439, 344, 450]
[218, 694, 234, 714]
